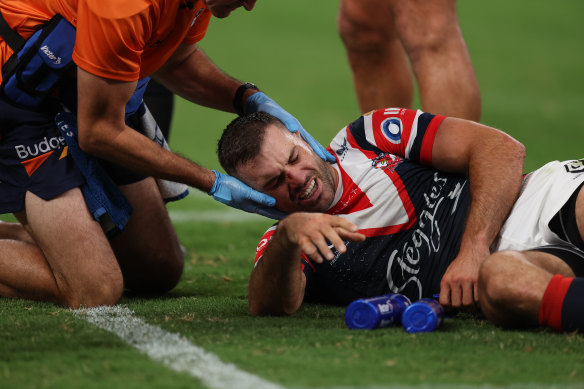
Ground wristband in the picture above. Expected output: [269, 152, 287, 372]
[232, 82, 259, 116]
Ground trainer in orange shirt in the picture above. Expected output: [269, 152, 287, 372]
[0, 0, 334, 308]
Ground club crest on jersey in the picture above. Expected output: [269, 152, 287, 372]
[381, 118, 402, 144]
[372, 153, 402, 171]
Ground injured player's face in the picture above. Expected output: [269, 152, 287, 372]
[235, 124, 338, 214]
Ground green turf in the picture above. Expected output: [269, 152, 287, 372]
[2, 0, 584, 387]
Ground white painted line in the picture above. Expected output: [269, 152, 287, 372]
[75, 307, 574, 389]
[316, 385, 584, 389]
[75, 305, 284, 389]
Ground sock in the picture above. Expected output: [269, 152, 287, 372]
[561, 277, 584, 332]
[539, 275, 584, 332]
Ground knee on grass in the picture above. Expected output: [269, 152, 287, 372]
[478, 251, 540, 328]
[58, 276, 124, 309]
[123, 250, 185, 295]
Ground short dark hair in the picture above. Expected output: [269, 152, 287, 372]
[217, 112, 285, 176]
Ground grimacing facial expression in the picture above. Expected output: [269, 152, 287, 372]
[235, 124, 338, 214]
[203, 0, 257, 18]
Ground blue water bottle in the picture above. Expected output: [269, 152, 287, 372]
[345, 293, 412, 330]
[401, 298, 445, 333]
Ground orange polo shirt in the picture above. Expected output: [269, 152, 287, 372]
[0, 0, 211, 83]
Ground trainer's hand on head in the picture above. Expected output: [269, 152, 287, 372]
[209, 170, 287, 220]
[245, 92, 336, 163]
[279, 213, 366, 263]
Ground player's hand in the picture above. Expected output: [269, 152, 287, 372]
[439, 252, 486, 310]
[278, 213, 366, 263]
[209, 170, 287, 220]
[245, 92, 336, 163]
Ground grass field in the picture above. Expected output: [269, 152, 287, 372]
[2, 1, 584, 388]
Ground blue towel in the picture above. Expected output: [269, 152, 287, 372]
[55, 111, 133, 237]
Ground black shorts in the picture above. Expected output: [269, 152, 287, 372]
[535, 182, 584, 277]
[0, 96, 145, 214]
[530, 245, 584, 277]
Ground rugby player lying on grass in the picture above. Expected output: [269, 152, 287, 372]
[217, 110, 584, 332]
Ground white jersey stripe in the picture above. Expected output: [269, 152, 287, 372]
[329, 137, 413, 234]
[404, 110, 423, 159]
[363, 113, 377, 148]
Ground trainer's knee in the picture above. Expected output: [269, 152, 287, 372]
[59, 275, 124, 309]
[478, 251, 535, 328]
[148, 252, 184, 293]
[124, 248, 185, 294]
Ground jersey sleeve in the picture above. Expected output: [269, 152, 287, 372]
[345, 108, 446, 166]
[73, 0, 150, 81]
[253, 224, 278, 267]
[254, 224, 318, 300]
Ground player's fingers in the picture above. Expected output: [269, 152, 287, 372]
[323, 228, 346, 256]
[461, 280, 475, 307]
[308, 231, 335, 261]
[472, 281, 481, 312]
[450, 282, 463, 308]
[473, 281, 480, 304]
[439, 282, 451, 307]
[336, 229, 366, 242]
[327, 215, 364, 242]
[326, 215, 359, 232]
[298, 236, 323, 264]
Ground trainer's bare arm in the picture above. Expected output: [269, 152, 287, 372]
[248, 213, 365, 316]
[431, 118, 526, 309]
[77, 44, 261, 193]
[153, 44, 257, 113]
[76, 67, 217, 192]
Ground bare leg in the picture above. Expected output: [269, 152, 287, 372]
[390, 0, 481, 121]
[110, 178, 184, 294]
[0, 189, 123, 307]
[338, 0, 414, 113]
[0, 221, 34, 243]
[478, 250, 575, 328]
[575, 183, 584, 243]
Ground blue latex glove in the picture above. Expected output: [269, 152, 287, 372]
[245, 92, 336, 163]
[209, 170, 287, 220]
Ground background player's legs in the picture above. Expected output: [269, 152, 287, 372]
[110, 177, 184, 294]
[0, 189, 124, 308]
[338, 0, 414, 113]
[390, 0, 481, 121]
[478, 250, 575, 329]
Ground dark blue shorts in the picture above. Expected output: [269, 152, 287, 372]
[0, 97, 145, 214]
[531, 245, 584, 277]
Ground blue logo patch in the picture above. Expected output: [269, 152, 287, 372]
[381, 118, 402, 144]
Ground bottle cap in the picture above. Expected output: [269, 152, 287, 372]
[401, 299, 443, 333]
[345, 300, 380, 329]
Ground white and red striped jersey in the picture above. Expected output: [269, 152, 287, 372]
[255, 108, 471, 304]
